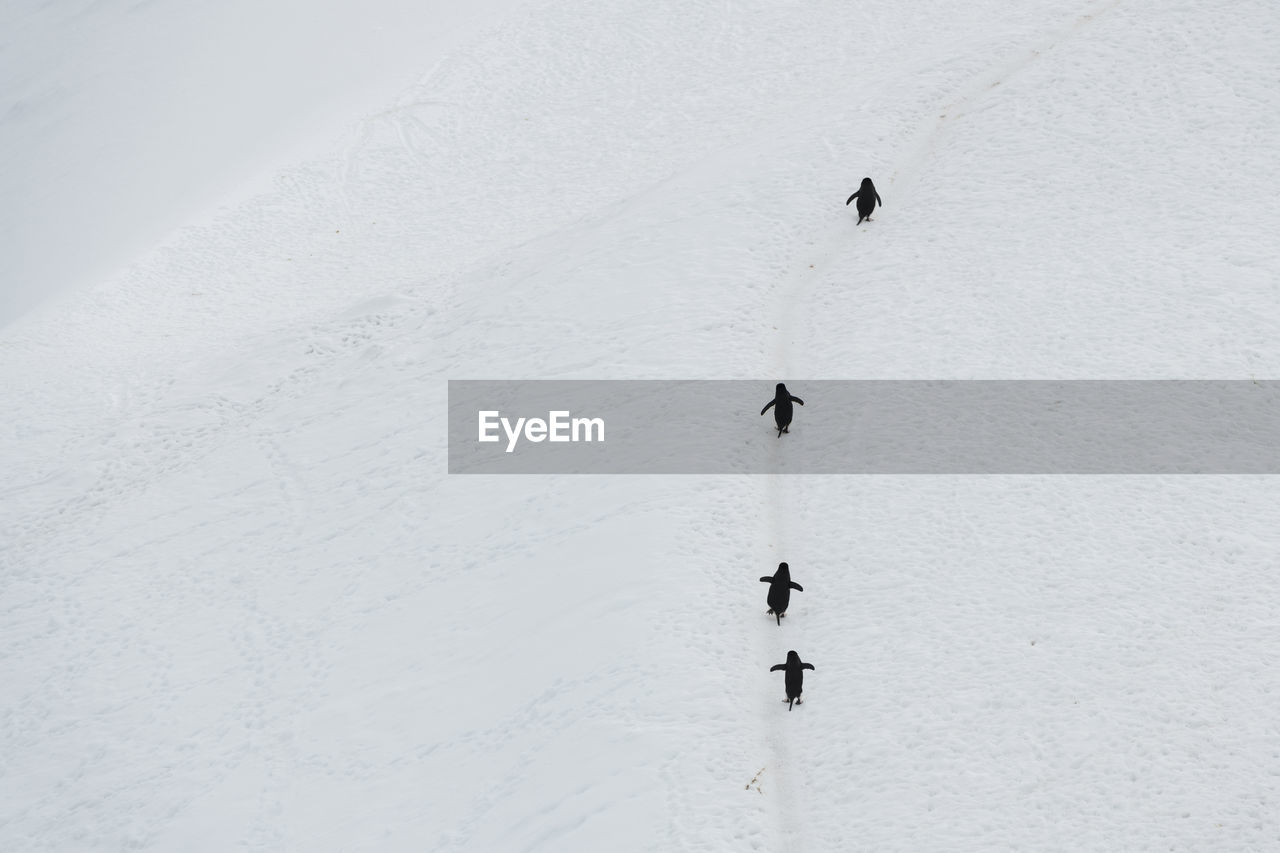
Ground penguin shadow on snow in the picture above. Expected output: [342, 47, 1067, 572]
[770, 651, 816, 711]
[760, 383, 804, 438]
[759, 561, 804, 626]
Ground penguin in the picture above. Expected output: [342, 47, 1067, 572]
[770, 650, 816, 711]
[845, 177, 882, 225]
[759, 561, 804, 625]
[760, 383, 805, 437]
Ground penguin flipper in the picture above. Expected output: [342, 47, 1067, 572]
[876, 192, 882, 207]
[760, 400, 776, 416]
[845, 192, 859, 205]
[790, 396, 804, 405]
[770, 664, 786, 672]
[801, 663, 815, 671]
[789, 582, 804, 591]
[760, 577, 774, 583]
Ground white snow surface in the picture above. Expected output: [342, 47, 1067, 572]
[0, 0, 521, 325]
[3, 0, 1280, 851]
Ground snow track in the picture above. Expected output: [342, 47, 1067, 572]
[755, 0, 1280, 850]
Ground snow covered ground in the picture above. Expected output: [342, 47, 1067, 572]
[3, 0, 1280, 850]
[0, 0, 522, 325]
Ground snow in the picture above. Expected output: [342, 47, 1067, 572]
[3, 0, 1280, 850]
[0, 0, 522, 326]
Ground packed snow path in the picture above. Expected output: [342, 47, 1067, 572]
[3, 0, 1280, 851]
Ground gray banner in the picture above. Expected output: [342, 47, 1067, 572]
[447, 380, 1280, 474]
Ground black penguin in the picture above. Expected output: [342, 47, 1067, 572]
[760, 383, 805, 437]
[845, 177, 882, 225]
[770, 651, 816, 711]
[759, 561, 804, 625]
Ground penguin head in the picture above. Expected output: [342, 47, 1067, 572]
[786, 650, 801, 665]
[776, 562, 790, 579]
[861, 177, 874, 189]
[776, 382, 787, 393]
